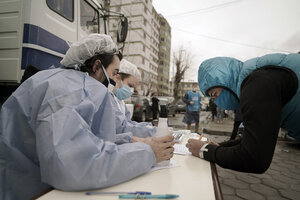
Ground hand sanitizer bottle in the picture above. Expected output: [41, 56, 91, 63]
[154, 118, 170, 166]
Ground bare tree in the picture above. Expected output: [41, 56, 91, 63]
[143, 80, 156, 96]
[172, 46, 193, 102]
[141, 72, 156, 97]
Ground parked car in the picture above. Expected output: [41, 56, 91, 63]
[131, 95, 152, 122]
[158, 97, 176, 117]
[174, 99, 186, 113]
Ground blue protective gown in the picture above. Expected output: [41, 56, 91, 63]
[112, 95, 157, 138]
[0, 69, 156, 200]
[198, 53, 300, 141]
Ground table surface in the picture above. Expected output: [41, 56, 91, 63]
[37, 135, 220, 200]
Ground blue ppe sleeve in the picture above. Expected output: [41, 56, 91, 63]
[115, 132, 133, 144]
[112, 95, 157, 138]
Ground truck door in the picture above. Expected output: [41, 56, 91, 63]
[77, 0, 103, 40]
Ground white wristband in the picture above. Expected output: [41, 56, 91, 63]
[198, 143, 209, 159]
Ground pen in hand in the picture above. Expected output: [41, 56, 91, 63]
[198, 134, 204, 141]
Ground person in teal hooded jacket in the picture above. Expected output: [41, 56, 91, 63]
[186, 53, 299, 173]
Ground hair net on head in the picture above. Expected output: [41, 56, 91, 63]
[119, 59, 141, 81]
[60, 34, 119, 68]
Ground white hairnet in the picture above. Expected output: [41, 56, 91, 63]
[119, 59, 141, 81]
[61, 34, 119, 68]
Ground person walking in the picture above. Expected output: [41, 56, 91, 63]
[151, 92, 159, 120]
[216, 106, 224, 123]
[208, 98, 217, 122]
[182, 83, 202, 133]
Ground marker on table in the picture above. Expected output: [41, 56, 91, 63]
[119, 194, 179, 199]
[198, 134, 204, 141]
[86, 191, 151, 195]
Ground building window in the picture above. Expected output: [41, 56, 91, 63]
[143, 45, 145, 52]
[144, 32, 146, 39]
[142, 58, 145, 64]
[144, 19, 147, 26]
[46, 0, 74, 21]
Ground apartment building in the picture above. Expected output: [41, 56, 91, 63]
[157, 14, 171, 96]
[108, 0, 171, 96]
[179, 81, 198, 98]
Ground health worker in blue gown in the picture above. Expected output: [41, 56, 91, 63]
[0, 34, 174, 200]
[112, 59, 157, 141]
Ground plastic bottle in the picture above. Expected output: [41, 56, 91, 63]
[154, 118, 170, 166]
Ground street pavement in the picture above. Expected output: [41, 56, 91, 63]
[168, 112, 300, 200]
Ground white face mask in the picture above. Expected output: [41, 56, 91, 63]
[101, 64, 115, 93]
[107, 84, 115, 93]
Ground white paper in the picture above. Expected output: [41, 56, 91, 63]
[150, 159, 179, 172]
[174, 144, 192, 155]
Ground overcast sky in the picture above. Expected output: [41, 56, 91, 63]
[152, 0, 300, 82]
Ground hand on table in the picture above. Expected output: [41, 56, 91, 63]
[186, 139, 208, 157]
[145, 135, 175, 163]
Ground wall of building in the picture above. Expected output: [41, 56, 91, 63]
[157, 15, 171, 96]
[108, 0, 171, 96]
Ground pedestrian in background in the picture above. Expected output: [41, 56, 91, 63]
[151, 92, 159, 120]
[208, 98, 217, 122]
[216, 106, 224, 123]
[182, 83, 201, 133]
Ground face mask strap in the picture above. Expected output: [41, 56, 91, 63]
[101, 64, 110, 84]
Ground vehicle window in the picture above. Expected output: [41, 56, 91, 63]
[131, 96, 138, 103]
[80, 0, 99, 34]
[46, 0, 74, 22]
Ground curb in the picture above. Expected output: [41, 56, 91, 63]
[170, 125, 232, 136]
[204, 129, 232, 136]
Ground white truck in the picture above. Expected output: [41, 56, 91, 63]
[0, 0, 127, 103]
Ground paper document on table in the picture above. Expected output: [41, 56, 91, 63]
[150, 159, 179, 172]
[174, 144, 192, 155]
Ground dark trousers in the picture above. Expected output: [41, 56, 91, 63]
[152, 110, 158, 120]
[230, 121, 242, 140]
[211, 110, 217, 121]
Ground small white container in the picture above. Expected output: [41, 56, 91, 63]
[154, 118, 170, 166]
